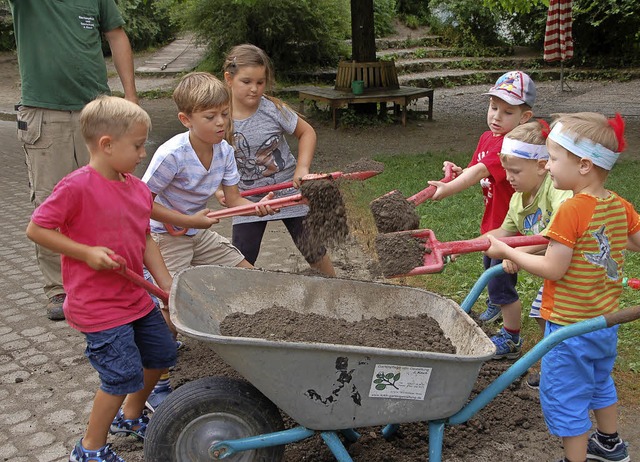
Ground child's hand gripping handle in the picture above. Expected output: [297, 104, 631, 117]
[110, 254, 169, 304]
[407, 162, 455, 205]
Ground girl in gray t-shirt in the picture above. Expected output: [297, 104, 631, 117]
[222, 44, 336, 276]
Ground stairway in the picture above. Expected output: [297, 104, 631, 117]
[284, 30, 640, 91]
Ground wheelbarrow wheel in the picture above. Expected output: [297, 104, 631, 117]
[144, 376, 285, 461]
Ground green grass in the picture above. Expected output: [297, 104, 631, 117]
[342, 152, 640, 382]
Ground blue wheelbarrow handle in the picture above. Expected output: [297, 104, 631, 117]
[449, 265, 640, 425]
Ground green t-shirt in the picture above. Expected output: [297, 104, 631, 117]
[9, 0, 124, 111]
[501, 174, 572, 235]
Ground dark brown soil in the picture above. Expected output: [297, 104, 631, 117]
[375, 232, 426, 277]
[299, 179, 350, 258]
[370, 190, 421, 234]
[220, 306, 456, 353]
[342, 158, 386, 174]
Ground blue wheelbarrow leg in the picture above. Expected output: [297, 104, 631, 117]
[321, 431, 355, 462]
[210, 426, 315, 459]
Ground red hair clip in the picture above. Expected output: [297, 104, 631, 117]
[538, 119, 550, 139]
[608, 113, 626, 152]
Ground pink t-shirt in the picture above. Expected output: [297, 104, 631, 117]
[467, 131, 515, 234]
[31, 166, 155, 333]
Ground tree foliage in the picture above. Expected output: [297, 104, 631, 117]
[175, 0, 351, 74]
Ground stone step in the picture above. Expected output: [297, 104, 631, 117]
[395, 55, 543, 74]
[399, 67, 640, 89]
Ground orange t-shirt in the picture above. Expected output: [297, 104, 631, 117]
[541, 192, 640, 325]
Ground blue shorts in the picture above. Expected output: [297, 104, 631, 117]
[84, 307, 177, 396]
[483, 256, 518, 305]
[540, 321, 618, 437]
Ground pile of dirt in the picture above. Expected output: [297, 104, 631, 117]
[374, 232, 425, 277]
[370, 190, 420, 234]
[220, 305, 455, 353]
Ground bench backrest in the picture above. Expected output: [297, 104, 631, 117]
[335, 60, 400, 91]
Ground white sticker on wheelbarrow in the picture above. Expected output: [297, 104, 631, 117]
[369, 364, 432, 400]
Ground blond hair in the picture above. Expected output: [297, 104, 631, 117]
[173, 72, 230, 114]
[550, 112, 619, 152]
[80, 96, 151, 144]
[505, 120, 547, 145]
[223, 43, 292, 116]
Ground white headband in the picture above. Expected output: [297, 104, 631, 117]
[548, 122, 619, 170]
[501, 137, 549, 160]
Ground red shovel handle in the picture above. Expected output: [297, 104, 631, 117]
[207, 194, 307, 219]
[240, 170, 381, 197]
[110, 255, 169, 304]
[407, 162, 455, 205]
[401, 231, 548, 276]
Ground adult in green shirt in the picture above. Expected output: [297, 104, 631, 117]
[9, 0, 138, 321]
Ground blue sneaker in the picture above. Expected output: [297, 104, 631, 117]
[145, 385, 173, 412]
[587, 433, 629, 462]
[491, 328, 522, 359]
[109, 408, 149, 440]
[69, 440, 124, 462]
[478, 302, 502, 323]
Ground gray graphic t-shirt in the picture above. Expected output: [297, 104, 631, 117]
[232, 97, 308, 224]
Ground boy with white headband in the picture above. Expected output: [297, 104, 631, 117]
[485, 112, 640, 462]
[429, 70, 535, 333]
[484, 121, 571, 364]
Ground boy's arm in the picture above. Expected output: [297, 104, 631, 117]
[291, 117, 317, 188]
[151, 201, 220, 229]
[627, 230, 640, 251]
[26, 221, 119, 270]
[428, 163, 490, 201]
[485, 235, 572, 281]
[143, 235, 172, 294]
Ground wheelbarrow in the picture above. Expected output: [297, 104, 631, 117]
[138, 265, 640, 462]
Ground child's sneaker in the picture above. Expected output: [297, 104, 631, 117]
[587, 433, 630, 462]
[526, 371, 540, 389]
[491, 328, 522, 359]
[145, 384, 173, 412]
[478, 302, 502, 323]
[109, 408, 149, 440]
[69, 440, 124, 462]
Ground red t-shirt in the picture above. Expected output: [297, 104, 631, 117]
[31, 166, 155, 333]
[467, 131, 515, 234]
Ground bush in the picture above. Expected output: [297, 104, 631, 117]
[374, 0, 397, 38]
[114, 0, 177, 51]
[176, 0, 351, 75]
[0, 0, 176, 53]
[428, 0, 504, 48]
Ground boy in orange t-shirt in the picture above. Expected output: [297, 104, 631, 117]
[485, 112, 640, 462]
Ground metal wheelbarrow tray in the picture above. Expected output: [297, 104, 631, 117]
[167, 265, 496, 431]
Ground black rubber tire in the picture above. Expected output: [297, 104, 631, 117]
[144, 376, 285, 461]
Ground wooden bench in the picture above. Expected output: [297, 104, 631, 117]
[298, 60, 433, 128]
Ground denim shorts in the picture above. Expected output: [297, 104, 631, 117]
[540, 321, 618, 437]
[483, 255, 518, 305]
[84, 307, 177, 396]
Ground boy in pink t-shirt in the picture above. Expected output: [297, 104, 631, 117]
[428, 71, 536, 353]
[26, 96, 176, 462]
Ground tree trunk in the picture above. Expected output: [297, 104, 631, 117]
[350, 0, 376, 62]
[350, 0, 377, 115]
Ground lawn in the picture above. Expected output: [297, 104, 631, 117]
[341, 150, 640, 400]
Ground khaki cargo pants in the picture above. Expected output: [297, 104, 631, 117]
[17, 106, 90, 298]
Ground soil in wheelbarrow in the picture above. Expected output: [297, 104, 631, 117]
[116, 309, 560, 462]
